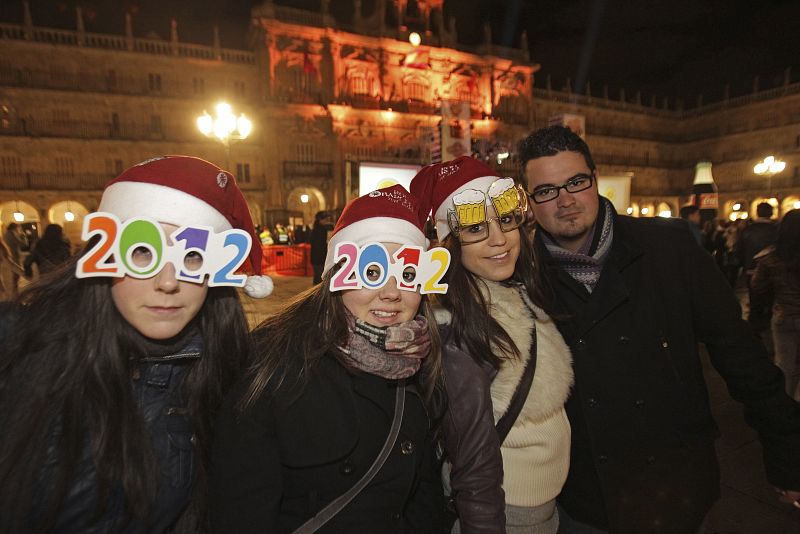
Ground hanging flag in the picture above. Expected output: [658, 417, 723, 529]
[303, 52, 316, 75]
[400, 49, 430, 69]
[440, 100, 470, 162]
[466, 72, 478, 93]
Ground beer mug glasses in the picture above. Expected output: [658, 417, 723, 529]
[446, 182, 528, 245]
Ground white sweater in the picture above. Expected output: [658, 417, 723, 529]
[481, 279, 574, 507]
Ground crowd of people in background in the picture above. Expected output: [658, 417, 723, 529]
[0, 129, 798, 534]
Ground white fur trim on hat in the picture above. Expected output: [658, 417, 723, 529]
[324, 217, 425, 273]
[434, 175, 498, 241]
[244, 274, 274, 298]
[98, 182, 231, 231]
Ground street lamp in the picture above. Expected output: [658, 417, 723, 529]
[753, 155, 786, 195]
[197, 102, 252, 170]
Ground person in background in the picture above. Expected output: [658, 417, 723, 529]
[209, 185, 444, 533]
[23, 223, 71, 278]
[3, 222, 26, 263]
[750, 209, 800, 401]
[518, 125, 800, 534]
[0, 156, 272, 533]
[679, 204, 704, 247]
[274, 223, 291, 245]
[2, 222, 25, 298]
[310, 210, 333, 284]
[739, 202, 779, 282]
[411, 156, 573, 534]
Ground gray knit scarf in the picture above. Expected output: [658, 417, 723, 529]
[337, 311, 431, 380]
[541, 196, 615, 293]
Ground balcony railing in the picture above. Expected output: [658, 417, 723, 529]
[0, 172, 112, 190]
[592, 152, 689, 169]
[283, 161, 333, 180]
[0, 65, 244, 100]
[0, 23, 255, 65]
[0, 117, 179, 142]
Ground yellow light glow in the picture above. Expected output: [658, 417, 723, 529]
[729, 212, 737, 221]
[409, 32, 421, 47]
[198, 102, 251, 143]
[732, 203, 741, 211]
[794, 200, 800, 210]
[658, 210, 672, 218]
[64, 210, 75, 222]
[641, 207, 650, 215]
[754, 155, 786, 175]
[300, 194, 309, 204]
[768, 197, 778, 206]
[13, 211, 24, 222]
[741, 212, 748, 219]
[197, 113, 213, 136]
[626, 207, 634, 215]
[382, 109, 395, 122]
[237, 115, 253, 139]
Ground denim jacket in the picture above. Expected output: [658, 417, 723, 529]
[34, 338, 202, 533]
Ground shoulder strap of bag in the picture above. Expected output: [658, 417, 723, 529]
[494, 321, 537, 444]
[292, 381, 406, 534]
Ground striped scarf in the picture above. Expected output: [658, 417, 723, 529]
[541, 196, 615, 293]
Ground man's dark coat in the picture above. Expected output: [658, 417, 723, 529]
[534, 213, 800, 534]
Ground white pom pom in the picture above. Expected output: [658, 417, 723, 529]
[243, 275, 273, 298]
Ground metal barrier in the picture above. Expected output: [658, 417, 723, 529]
[261, 244, 311, 276]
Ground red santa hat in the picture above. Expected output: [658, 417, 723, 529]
[98, 155, 273, 298]
[324, 185, 426, 273]
[409, 156, 500, 241]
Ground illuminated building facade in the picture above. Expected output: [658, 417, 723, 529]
[0, 0, 798, 246]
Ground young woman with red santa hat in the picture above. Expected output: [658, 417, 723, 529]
[411, 156, 573, 534]
[0, 156, 272, 533]
[209, 185, 445, 533]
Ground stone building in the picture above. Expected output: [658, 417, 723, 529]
[0, 0, 798, 246]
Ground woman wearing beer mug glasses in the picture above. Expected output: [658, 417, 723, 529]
[411, 156, 573, 534]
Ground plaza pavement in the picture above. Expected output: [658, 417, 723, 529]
[242, 275, 800, 533]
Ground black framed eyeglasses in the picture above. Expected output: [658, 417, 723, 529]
[446, 184, 529, 244]
[529, 173, 594, 204]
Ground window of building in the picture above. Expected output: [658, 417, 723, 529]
[54, 157, 74, 177]
[235, 163, 251, 184]
[193, 78, 205, 95]
[406, 80, 427, 102]
[106, 69, 117, 90]
[0, 155, 21, 176]
[52, 109, 70, 126]
[457, 86, 472, 103]
[351, 75, 368, 96]
[296, 143, 315, 163]
[110, 112, 120, 137]
[150, 115, 162, 134]
[105, 158, 124, 176]
[148, 73, 162, 92]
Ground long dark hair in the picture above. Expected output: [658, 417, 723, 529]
[437, 224, 553, 368]
[776, 209, 800, 273]
[240, 263, 441, 412]
[0, 255, 250, 532]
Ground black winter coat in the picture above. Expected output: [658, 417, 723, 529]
[209, 355, 445, 534]
[29, 339, 201, 533]
[534, 213, 800, 534]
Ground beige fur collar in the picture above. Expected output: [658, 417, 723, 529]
[478, 279, 574, 425]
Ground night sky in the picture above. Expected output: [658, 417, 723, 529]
[2, 0, 799, 107]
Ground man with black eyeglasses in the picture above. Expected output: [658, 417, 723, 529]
[518, 125, 800, 534]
